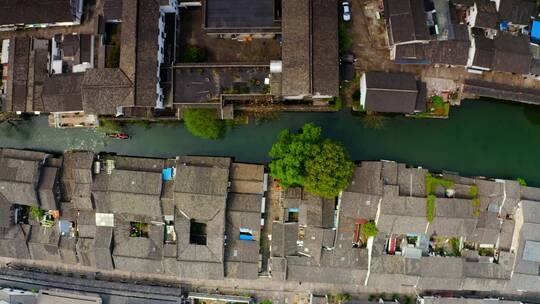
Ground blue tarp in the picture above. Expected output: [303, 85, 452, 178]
[240, 233, 253, 241]
[500, 21, 508, 31]
[162, 168, 173, 181]
[288, 208, 299, 212]
[531, 20, 540, 44]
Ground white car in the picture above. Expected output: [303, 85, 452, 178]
[342, 1, 351, 21]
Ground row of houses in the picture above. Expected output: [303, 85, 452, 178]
[385, 0, 540, 75]
[0, 0, 340, 126]
[1, 149, 540, 292]
[0, 149, 267, 280]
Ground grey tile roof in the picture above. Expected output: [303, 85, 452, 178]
[175, 197, 225, 263]
[0, 224, 30, 259]
[272, 222, 299, 257]
[10, 37, 30, 112]
[227, 193, 262, 213]
[76, 237, 96, 267]
[473, 0, 498, 29]
[346, 162, 383, 195]
[298, 195, 335, 228]
[498, 0, 537, 25]
[384, 0, 430, 44]
[38, 167, 59, 211]
[92, 168, 162, 216]
[81, 69, 134, 115]
[363, 72, 419, 113]
[312, 0, 339, 97]
[204, 0, 279, 29]
[224, 200, 260, 279]
[62, 152, 94, 209]
[0, 195, 13, 228]
[134, 0, 160, 107]
[0, 0, 77, 26]
[281, 0, 310, 97]
[378, 196, 428, 234]
[229, 163, 265, 195]
[0, 151, 44, 207]
[59, 236, 78, 264]
[119, 0, 137, 83]
[113, 218, 164, 263]
[281, 0, 339, 97]
[492, 33, 532, 75]
[427, 40, 471, 66]
[41, 73, 84, 112]
[104, 0, 123, 21]
[28, 225, 61, 262]
[174, 164, 229, 196]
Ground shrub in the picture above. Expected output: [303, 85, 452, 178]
[427, 194, 436, 223]
[182, 45, 207, 62]
[450, 237, 461, 256]
[517, 177, 527, 186]
[331, 97, 343, 111]
[334, 293, 352, 304]
[352, 89, 361, 101]
[469, 185, 478, 197]
[30, 207, 45, 221]
[472, 198, 481, 207]
[338, 21, 351, 52]
[105, 44, 120, 68]
[431, 95, 445, 107]
[425, 173, 454, 195]
[183, 109, 224, 140]
[362, 221, 379, 238]
[259, 300, 273, 304]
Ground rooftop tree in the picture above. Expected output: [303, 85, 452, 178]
[269, 123, 354, 198]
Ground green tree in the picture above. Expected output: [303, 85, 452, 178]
[304, 140, 354, 198]
[182, 45, 207, 62]
[269, 123, 354, 198]
[333, 293, 352, 304]
[362, 221, 379, 238]
[517, 177, 527, 186]
[183, 109, 224, 139]
[30, 207, 45, 221]
[268, 123, 321, 188]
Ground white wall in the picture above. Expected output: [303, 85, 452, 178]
[360, 73, 367, 108]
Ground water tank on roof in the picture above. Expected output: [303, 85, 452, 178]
[270, 60, 282, 73]
[93, 161, 101, 174]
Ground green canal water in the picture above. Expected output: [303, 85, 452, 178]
[1, 99, 540, 185]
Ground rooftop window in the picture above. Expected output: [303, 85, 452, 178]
[239, 227, 253, 241]
[287, 208, 299, 222]
[190, 220, 207, 245]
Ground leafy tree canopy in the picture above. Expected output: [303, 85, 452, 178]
[183, 109, 224, 140]
[304, 140, 355, 198]
[268, 123, 321, 188]
[362, 221, 379, 238]
[269, 123, 354, 198]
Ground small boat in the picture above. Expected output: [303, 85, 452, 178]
[106, 133, 131, 139]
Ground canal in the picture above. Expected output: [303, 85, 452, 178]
[1, 99, 540, 185]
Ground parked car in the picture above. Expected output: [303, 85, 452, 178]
[342, 1, 351, 21]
